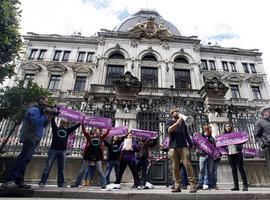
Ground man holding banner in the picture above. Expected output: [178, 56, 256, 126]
[166, 108, 197, 193]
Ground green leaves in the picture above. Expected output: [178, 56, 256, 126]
[0, 80, 51, 124]
[0, 0, 22, 83]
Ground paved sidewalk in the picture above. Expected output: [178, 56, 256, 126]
[1, 185, 270, 200]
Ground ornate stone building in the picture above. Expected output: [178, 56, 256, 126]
[2, 8, 270, 185]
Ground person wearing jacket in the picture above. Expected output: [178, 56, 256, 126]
[136, 137, 158, 189]
[39, 118, 80, 188]
[111, 132, 139, 189]
[197, 125, 215, 190]
[223, 123, 248, 191]
[71, 125, 108, 188]
[3, 96, 51, 189]
[254, 106, 270, 170]
[104, 136, 122, 184]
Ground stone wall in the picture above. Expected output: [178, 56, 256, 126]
[0, 156, 269, 187]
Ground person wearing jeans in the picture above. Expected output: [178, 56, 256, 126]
[39, 118, 80, 188]
[3, 96, 50, 189]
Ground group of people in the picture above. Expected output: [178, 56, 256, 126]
[2, 95, 270, 194]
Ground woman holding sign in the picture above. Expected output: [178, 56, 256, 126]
[223, 123, 248, 191]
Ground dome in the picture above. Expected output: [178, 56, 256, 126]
[114, 9, 181, 36]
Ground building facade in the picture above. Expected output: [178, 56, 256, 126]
[2, 9, 270, 157]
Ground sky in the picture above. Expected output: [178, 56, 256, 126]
[19, 0, 270, 82]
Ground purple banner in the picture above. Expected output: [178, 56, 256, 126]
[242, 148, 259, 157]
[107, 126, 128, 138]
[192, 133, 220, 160]
[215, 132, 249, 147]
[161, 136, 169, 151]
[58, 107, 85, 122]
[84, 116, 112, 129]
[217, 147, 227, 155]
[67, 132, 75, 148]
[131, 129, 158, 139]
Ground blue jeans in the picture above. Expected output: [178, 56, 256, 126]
[40, 149, 66, 187]
[198, 155, 214, 187]
[84, 163, 96, 181]
[74, 160, 106, 187]
[136, 156, 149, 186]
[8, 140, 39, 184]
[105, 160, 120, 184]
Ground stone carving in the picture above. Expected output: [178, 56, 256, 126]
[113, 71, 142, 100]
[128, 16, 172, 40]
[204, 77, 228, 95]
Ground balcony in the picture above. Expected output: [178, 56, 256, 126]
[229, 98, 249, 106]
[250, 99, 270, 107]
[139, 87, 200, 98]
[90, 84, 115, 94]
[66, 90, 86, 98]
[48, 89, 61, 98]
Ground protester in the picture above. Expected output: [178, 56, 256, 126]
[254, 106, 270, 170]
[107, 132, 139, 190]
[71, 125, 108, 188]
[104, 136, 122, 184]
[3, 96, 51, 189]
[166, 107, 197, 193]
[223, 123, 248, 191]
[39, 118, 80, 188]
[136, 137, 158, 189]
[197, 125, 215, 190]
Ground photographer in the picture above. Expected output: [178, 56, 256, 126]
[39, 117, 80, 188]
[254, 106, 270, 170]
[3, 96, 51, 189]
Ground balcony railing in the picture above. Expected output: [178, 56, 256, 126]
[67, 90, 86, 98]
[230, 98, 249, 106]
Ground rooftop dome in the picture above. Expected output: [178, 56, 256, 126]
[114, 9, 181, 36]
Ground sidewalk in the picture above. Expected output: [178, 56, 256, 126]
[1, 185, 270, 199]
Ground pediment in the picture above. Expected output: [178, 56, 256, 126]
[246, 75, 264, 84]
[222, 74, 244, 82]
[46, 63, 68, 73]
[72, 64, 93, 74]
[20, 62, 42, 72]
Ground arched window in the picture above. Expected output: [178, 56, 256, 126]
[142, 54, 157, 61]
[109, 52, 125, 59]
[174, 57, 189, 64]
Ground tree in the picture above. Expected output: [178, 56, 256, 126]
[0, 0, 22, 84]
[0, 80, 51, 153]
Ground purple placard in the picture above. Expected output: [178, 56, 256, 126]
[217, 147, 227, 155]
[192, 133, 220, 160]
[67, 132, 75, 148]
[215, 132, 249, 147]
[107, 126, 128, 138]
[58, 107, 85, 122]
[131, 129, 158, 139]
[84, 116, 112, 129]
[242, 148, 259, 157]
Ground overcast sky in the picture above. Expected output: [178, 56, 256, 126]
[20, 0, 270, 82]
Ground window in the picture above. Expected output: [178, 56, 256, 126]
[174, 57, 189, 64]
[37, 49, 46, 60]
[53, 50, 62, 61]
[230, 85, 241, 98]
[222, 61, 229, 71]
[250, 64, 257, 74]
[24, 73, 35, 82]
[201, 60, 208, 70]
[175, 69, 191, 89]
[209, 60, 216, 70]
[251, 86, 262, 99]
[109, 53, 125, 59]
[77, 51, 86, 62]
[230, 62, 237, 72]
[48, 75, 61, 90]
[86, 52, 94, 63]
[74, 76, 86, 91]
[62, 51, 71, 62]
[28, 49, 38, 60]
[141, 67, 158, 87]
[105, 65, 124, 85]
[242, 63, 249, 73]
[142, 54, 157, 61]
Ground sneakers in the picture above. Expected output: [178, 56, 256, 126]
[3, 181, 18, 189]
[189, 185, 198, 193]
[39, 182, 45, 189]
[231, 187, 240, 191]
[131, 185, 138, 189]
[70, 183, 79, 188]
[243, 186, 248, 191]
[106, 183, 121, 190]
[203, 184, 209, 190]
